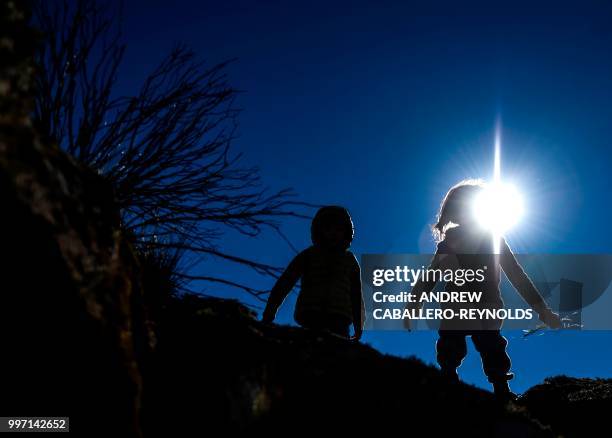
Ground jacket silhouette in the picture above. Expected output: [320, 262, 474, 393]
[406, 180, 561, 400]
[262, 206, 365, 340]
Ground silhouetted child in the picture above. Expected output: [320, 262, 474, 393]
[262, 206, 365, 340]
[406, 180, 562, 401]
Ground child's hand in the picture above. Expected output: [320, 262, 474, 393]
[538, 308, 562, 329]
[403, 317, 412, 332]
[261, 308, 275, 324]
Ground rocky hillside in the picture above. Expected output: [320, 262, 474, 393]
[147, 295, 544, 437]
[143, 294, 612, 437]
[520, 375, 612, 438]
[1, 2, 150, 436]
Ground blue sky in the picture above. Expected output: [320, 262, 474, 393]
[117, 0, 612, 392]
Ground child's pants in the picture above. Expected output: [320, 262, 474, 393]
[436, 330, 513, 383]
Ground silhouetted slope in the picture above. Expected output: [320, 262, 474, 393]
[146, 295, 549, 437]
[519, 376, 612, 437]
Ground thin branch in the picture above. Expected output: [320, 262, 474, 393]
[32, 0, 314, 298]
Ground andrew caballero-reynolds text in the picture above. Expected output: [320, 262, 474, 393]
[370, 265, 535, 321]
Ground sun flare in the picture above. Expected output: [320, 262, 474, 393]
[472, 122, 525, 253]
[473, 182, 524, 234]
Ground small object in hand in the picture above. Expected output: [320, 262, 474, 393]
[539, 309, 562, 329]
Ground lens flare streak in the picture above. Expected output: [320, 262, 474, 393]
[472, 122, 524, 253]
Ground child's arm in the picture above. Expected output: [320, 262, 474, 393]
[403, 250, 450, 330]
[349, 257, 365, 340]
[262, 251, 306, 323]
[500, 239, 562, 328]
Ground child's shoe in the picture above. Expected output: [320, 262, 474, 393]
[492, 381, 518, 402]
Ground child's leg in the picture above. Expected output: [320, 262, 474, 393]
[436, 330, 468, 381]
[470, 331, 513, 383]
[471, 331, 516, 399]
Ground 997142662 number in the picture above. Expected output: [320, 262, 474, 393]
[0, 417, 69, 433]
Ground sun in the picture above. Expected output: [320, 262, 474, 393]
[471, 120, 525, 253]
[472, 182, 524, 234]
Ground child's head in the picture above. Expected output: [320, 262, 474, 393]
[311, 206, 354, 250]
[432, 179, 484, 242]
